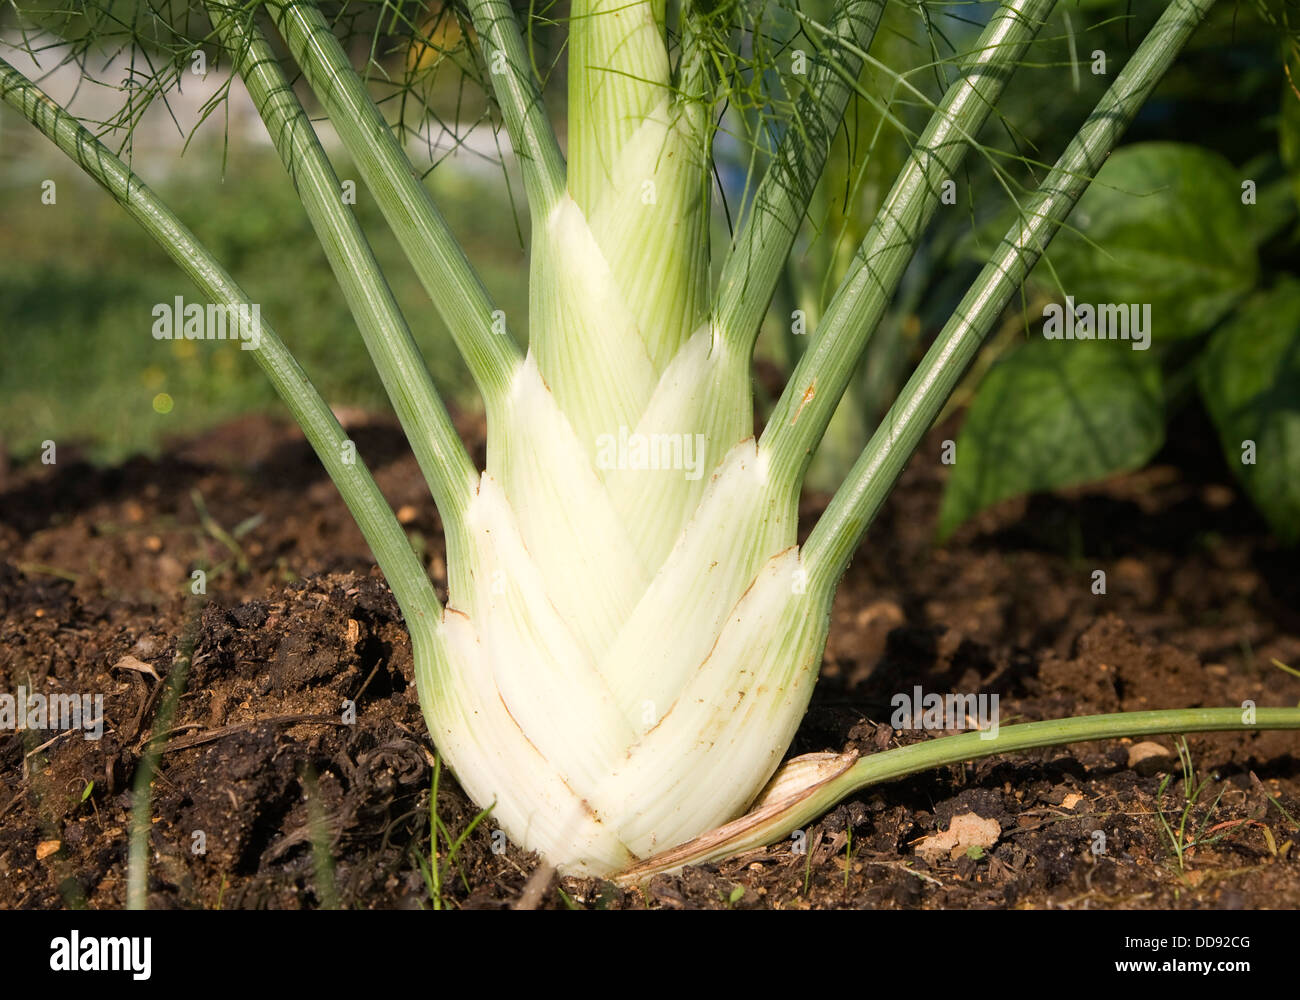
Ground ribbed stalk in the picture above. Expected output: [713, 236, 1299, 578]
[549, 0, 712, 376]
[209, 2, 476, 540]
[529, 0, 714, 469]
[566, 0, 670, 217]
[464, 0, 566, 214]
[760, 0, 1056, 488]
[266, 0, 520, 408]
[802, 0, 1217, 588]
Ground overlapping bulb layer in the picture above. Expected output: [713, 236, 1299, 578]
[413, 184, 828, 876]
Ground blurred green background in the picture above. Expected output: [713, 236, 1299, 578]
[0, 138, 526, 461]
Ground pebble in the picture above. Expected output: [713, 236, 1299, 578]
[1127, 741, 1175, 775]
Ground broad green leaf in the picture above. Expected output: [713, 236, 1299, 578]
[1199, 280, 1300, 544]
[938, 339, 1165, 538]
[1035, 142, 1258, 340]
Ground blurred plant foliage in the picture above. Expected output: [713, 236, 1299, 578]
[958, 2, 1298, 540]
[780, 0, 1300, 544]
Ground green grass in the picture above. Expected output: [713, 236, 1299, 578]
[1154, 737, 1230, 873]
[415, 754, 494, 910]
[0, 131, 528, 463]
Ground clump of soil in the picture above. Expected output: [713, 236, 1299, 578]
[1, 408, 1296, 909]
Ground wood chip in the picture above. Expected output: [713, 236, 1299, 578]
[36, 840, 61, 861]
[916, 812, 1001, 862]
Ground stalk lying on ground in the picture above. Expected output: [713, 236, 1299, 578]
[4, 0, 1297, 883]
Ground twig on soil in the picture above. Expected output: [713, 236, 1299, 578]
[512, 863, 556, 910]
[1059, 889, 1155, 908]
[127, 673, 170, 746]
[157, 714, 350, 753]
[0, 788, 24, 820]
[23, 723, 111, 759]
[867, 858, 944, 887]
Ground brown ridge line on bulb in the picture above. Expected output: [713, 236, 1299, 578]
[436, 612, 635, 859]
[494, 687, 602, 825]
[624, 544, 799, 749]
[636, 694, 680, 744]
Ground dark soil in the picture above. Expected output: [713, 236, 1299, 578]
[1, 407, 1297, 910]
